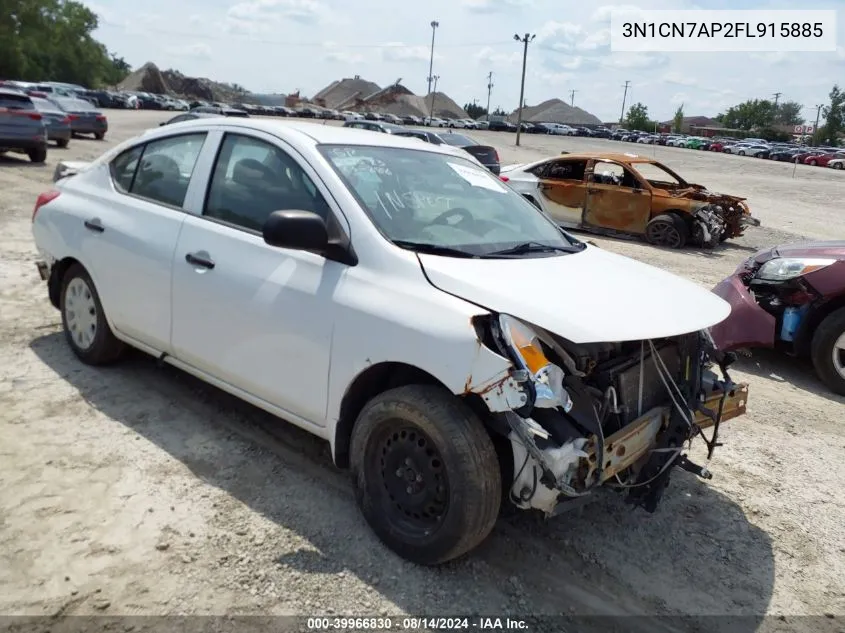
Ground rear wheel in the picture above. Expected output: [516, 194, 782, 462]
[94, 132, 105, 140]
[349, 385, 501, 565]
[835, 163, 844, 170]
[60, 264, 125, 365]
[809, 159, 817, 166]
[738, 150, 746, 156]
[28, 147, 47, 163]
[56, 139, 69, 148]
[811, 308, 845, 396]
[645, 213, 689, 249]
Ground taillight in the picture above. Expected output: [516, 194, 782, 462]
[60, 116, 71, 124]
[96, 114, 106, 121]
[0, 108, 42, 120]
[494, 149, 500, 162]
[499, 175, 509, 182]
[33, 190, 60, 222]
[68, 114, 79, 121]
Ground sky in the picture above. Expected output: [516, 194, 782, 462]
[87, 0, 845, 122]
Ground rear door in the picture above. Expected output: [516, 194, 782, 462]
[533, 158, 588, 226]
[80, 130, 211, 350]
[583, 160, 652, 234]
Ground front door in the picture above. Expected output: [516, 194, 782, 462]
[535, 158, 588, 226]
[170, 131, 344, 425]
[583, 161, 653, 235]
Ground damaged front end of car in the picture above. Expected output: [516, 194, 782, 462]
[470, 314, 748, 516]
[682, 188, 760, 239]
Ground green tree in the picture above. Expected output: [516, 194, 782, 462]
[775, 101, 804, 126]
[672, 104, 684, 133]
[491, 106, 507, 116]
[625, 102, 650, 131]
[0, 0, 130, 87]
[464, 102, 487, 119]
[822, 85, 845, 144]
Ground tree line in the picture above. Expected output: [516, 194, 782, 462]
[1, 0, 131, 88]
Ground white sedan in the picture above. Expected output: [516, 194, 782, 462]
[31, 118, 746, 565]
[827, 158, 845, 169]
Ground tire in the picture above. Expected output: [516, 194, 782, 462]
[56, 138, 69, 148]
[835, 163, 843, 170]
[738, 151, 746, 156]
[645, 213, 689, 249]
[60, 264, 125, 365]
[95, 132, 105, 140]
[28, 147, 47, 163]
[809, 160, 817, 166]
[810, 308, 845, 396]
[349, 384, 501, 565]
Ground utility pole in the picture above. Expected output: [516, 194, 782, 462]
[773, 92, 782, 108]
[426, 20, 439, 96]
[514, 32, 535, 147]
[486, 71, 493, 119]
[619, 80, 631, 124]
[813, 103, 823, 143]
[771, 92, 782, 126]
[429, 75, 440, 122]
[569, 89, 577, 107]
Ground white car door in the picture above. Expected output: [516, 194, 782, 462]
[170, 129, 342, 425]
[82, 131, 209, 350]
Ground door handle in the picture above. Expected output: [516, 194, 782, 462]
[185, 252, 215, 270]
[84, 218, 104, 233]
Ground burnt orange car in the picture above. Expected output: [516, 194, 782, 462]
[499, 152, 760, 248]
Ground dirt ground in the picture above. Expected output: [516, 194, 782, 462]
[1, 111, 844, 627]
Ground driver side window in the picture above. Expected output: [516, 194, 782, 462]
[204, 133, 331, 232]
[544, 159, 586, 181]
[589, 162, 639, 188]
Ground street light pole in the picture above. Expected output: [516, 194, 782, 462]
[814, 103, 823, 143]
[619, 80, 630, 124]
[514, 32, 535, 147]
[430, 75, 440, 122]
[486, 71, 493, 119]
[426, 21, 439, 96]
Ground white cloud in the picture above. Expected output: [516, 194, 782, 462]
[380, 43, 438, 63]
[590, 5, 645, 23]
[533, 71, 573, 86]
[602, 52, 668, 69]
[750, 51, 789, 65]
[669, 92, 689, 105]
[662, 71, 697, 86]
[462, 0, 534, 13]
[474, 46, 521, 69]
[164, 43, 213, 59]
[226, 0, 327, 31]
[322, 42, 365, 64]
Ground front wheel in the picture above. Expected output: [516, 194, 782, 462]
[349, 385, 501, 565]
[60, 264, 125, 365]
[645, 213, 689, 249]
[738, 150, 746, 156]
[811, 308, 845, 396]
[835, 163, 843, 170]
[28, 147, 47, 163]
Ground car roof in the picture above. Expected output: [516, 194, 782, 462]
[135, 117, 471, 157]
[550, 152, 662, 164]
[0, 88, 31, 98]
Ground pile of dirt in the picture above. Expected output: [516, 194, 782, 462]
[313, 76, 381, 110]
[510, 98, 602, 125]
[116, 62, 249, 103]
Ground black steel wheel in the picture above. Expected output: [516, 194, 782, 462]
[349, 385, 501, 565]
[645, 213, 688, 249]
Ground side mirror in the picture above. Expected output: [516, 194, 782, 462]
[262, 210, 329, 252]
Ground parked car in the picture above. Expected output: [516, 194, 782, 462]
[342, 120, 406, 134]
[401, 115, 423, 125]
[435, 131, 500, 175]
[30, 96, 72, 147]
[0, 88, 48, 163]
[769, 148, 803, 161]
[48, 96, 108, 139]
[804, 152, 845, 167]
[382, 113, 404, 125]
[711, 241, 845, 395]
[474, 120, 489, 130]
[425, 117, 448, 127]
[30, 117, 748, 565]
[363, 112, 383, 121]
[827, 157, 845, 169]
[500, 152, 759, 248]
[487, 120, 515, 132]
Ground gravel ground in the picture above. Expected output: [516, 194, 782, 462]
[1, 111, 844, 628]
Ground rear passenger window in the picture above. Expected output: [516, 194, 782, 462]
[129, 133, 207, 207]
[204, 133, 331, 232]
[110, 145, 144, 192]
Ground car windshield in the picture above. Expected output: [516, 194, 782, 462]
[319, 144, 583, 257]
[633, 161, 687, 187]
[55, 97, 94, 111]
[440, 133, 476, 147]
[30, 97, 63, 113]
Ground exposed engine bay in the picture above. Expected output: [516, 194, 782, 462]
[474, 314, 747, 517]
[679, 186, 758, 239]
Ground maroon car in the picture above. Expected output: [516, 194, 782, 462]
[710, 241, 845, 395]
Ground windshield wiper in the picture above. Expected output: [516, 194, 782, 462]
[393, 240, 479, 258]
[485, 241, 584, 256]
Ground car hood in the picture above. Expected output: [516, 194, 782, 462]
[418, 245, 731, 344]
[754, 241, 845, 264]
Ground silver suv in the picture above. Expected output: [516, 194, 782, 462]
[0, 89, 48, 163]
